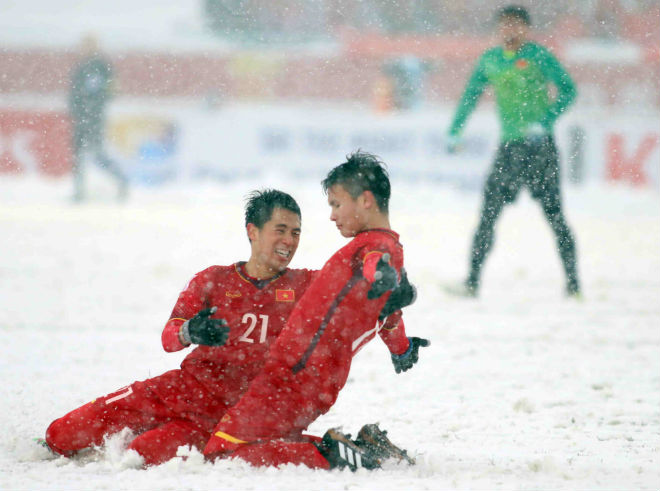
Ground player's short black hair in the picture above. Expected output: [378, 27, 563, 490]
[497, 5, 531, 25]
[244, 189, 301, 230]
[321, 151, 391, 213]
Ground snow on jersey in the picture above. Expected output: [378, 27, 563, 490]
[161, 263, 315, 402]
[271, 228, 406, 395]
[204, 229, 410, 449]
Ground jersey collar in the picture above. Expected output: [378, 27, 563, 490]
[356, 228, 400, 241]
[235, 261, 286, 289]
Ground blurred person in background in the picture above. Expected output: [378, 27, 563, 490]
[446, 5, 580, 298]
[383, 56, 427, 111]
[69, 33, 128, 202]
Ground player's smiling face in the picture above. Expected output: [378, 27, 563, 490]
[328, 184, 367, 238]
[247, 207, 301, 278]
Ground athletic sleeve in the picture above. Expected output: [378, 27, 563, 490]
[378, 310, 410, 355]
[362, 250, 385, 283]
[448, 53, 489, 137]
[161, 318, 188, 352]
[161, 268, 214, 352]
[538, 46, 577, 128]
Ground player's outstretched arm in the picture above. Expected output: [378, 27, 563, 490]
[447, 54, 489, 149]
[391, 337, 430, 374]
[162, 268, 215, 351]
[379, 311, 409, 355]
[181, 307, 230, 347]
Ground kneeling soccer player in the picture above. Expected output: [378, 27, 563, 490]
[44, 190, 315, 466]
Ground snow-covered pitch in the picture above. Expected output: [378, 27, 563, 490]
[1, 175, 658, 490]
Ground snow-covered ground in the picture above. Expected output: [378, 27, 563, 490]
[1, 174, 659, 490]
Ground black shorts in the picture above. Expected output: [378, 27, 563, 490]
[484, 136, 561, 204]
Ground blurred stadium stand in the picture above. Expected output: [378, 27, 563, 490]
[0, 1, 658, 109]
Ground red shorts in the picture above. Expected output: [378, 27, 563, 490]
[203, 358, 333, 457]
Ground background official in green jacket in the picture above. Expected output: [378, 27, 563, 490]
[447, 5, 580, 298]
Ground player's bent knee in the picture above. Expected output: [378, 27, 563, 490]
[127, 422, 208, 467]
[127, 436, 171, 467]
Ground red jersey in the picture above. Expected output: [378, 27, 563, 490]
[271, 228, 407, 399]
[161, 262, 315, 405]
[205, 229, 410, 450]
[45, 263, 317, 464]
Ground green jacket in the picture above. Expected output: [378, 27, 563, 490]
[449, 41, 576, 142]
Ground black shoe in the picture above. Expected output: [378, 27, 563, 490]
[355, 423, 415, 465]
[317, 428, 381, 471]
[566, 280, 581, 299]
[33, 437, 58, 458]
[117, 180, 129, 203]
[443, 280, 478, 298]
[567, 289, 583, 300]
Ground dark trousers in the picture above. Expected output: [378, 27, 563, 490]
[468, 136, 579, 293]
[72, 121, 127, 200]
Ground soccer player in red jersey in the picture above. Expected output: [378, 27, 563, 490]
[203, 152, 429, 470]
[45, 190, 317, 466]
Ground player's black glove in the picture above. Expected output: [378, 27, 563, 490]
[367, 253, 399, 300]
[379, 268, 417, 320]
[391, 337, 430, 373]
[181, 307, 229, 346]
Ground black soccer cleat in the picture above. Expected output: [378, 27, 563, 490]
[566, 279, 581, 298]
[355, 423, 415, 466]
[443, 280, 478, 298]
[34, 438, 53, 452]
[33, 437, 59, 459]
[317, 428, 382, 471]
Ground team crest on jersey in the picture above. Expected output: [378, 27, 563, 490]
[515, 59, 529, 69]
[276, 289, 295, 302]
[226, 291, 242, 298]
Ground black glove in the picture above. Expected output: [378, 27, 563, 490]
[391, 337, 430, 373]
[379, 268, 417, 320]
[367, 253, 399, 300]
[182, 307, 229, 346]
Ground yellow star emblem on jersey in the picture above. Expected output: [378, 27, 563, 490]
[276, 289, 295, 302]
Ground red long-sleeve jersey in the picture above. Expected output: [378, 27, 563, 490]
[47, 257, 410, 467]
[270, 228, 408, 397]
[161, 263, 315, 405]
[163, 261, 409, 410]
[205, 229, 411, 451]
